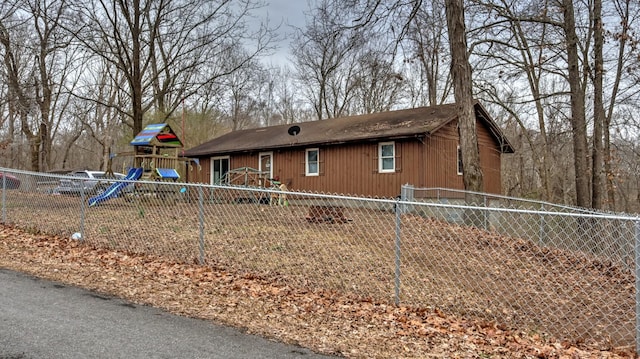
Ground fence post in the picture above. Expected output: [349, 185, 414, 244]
[635, 220, 640, 356]
[394, 193, 402, 306]
[2, 171, 6, 224]
[394, 184, 413, 305]
[539, 204, 546, 246]
[483, 195, 488, 230]
[198, 185, 205, 265]
[79, 180, 86, 241]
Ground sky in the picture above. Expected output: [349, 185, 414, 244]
[255, 0, 314, 66]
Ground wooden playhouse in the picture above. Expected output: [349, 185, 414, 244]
[129, 123, 185, 181]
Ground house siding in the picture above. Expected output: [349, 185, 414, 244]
[420, 118, 503, 196]
[215, 144, 409, 197]
[423, 121, 463, 191]
[187, 118, 504, 199]
[187, 158, 211, 184]
[477, 118, 503, 195]
[287, 142, 411, 197]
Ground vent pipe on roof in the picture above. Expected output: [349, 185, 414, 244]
[287, 125, 300, 136]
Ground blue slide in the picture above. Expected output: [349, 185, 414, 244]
[88, 167, 143, 207]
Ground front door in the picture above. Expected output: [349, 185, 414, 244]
[259, 152, 273, 181]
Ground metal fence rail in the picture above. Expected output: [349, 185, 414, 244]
[1, 168, 639, 352]
[407, 186, 636, 271]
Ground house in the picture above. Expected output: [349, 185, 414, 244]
[183, 102, 514, 198]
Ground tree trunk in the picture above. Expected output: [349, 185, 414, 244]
[445, 0, 484, 229]
[510, 16, 553, 202]
[21, 113, 40, 172]
[562, 0, 590, 208]
[131, 0, 144, 137]
[591, 0, 605, 210]
[1, 22, 41, 171]
[444, 0, 483, 196]
[37, 31, 53, 172]
[604, 0, 632, 211]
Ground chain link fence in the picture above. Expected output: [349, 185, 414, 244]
[409, 187, 636, 271]
[1, 168, 639, 352]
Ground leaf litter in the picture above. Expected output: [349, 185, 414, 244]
[0, 224, 635, 358]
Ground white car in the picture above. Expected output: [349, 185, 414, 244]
[54, 170, 134, 196]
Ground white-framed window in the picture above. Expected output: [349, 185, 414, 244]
[259, 152, 273, 179]
[457, 145, 463, 175]
[378, 142, 395, 173]
[211, 156, 230, 184]
[305, 148, 319, 176]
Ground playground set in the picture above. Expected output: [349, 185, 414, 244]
[88, 123, 192, 207]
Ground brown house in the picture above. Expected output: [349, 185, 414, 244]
[183, 102, 514, 198]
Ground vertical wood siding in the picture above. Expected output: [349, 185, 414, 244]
[186, 158, 210, 184]
[188, 118, 505, 198]
[477, 119, 503, 195]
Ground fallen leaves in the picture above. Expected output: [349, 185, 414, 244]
[0, 224, 635, 358]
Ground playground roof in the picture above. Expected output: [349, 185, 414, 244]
[130, 123, 183, 148]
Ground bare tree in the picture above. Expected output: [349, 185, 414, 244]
[352, 49, 405, 113]
[220, 49, 268, 131]
[591, 0, 605, 209]
[72, 0, 275, 138]
[271, 66, 314, 125]
[0, 0, 75, 171]
[603, 0, 639, 210]
[1, 10, 40, 171]
[291, 0, 365, 119]
[445, 0, 484, 197]
[404, 0, 452, 106]
[467, 0, 640, 210]
[0, 1, 17, 164]
[75, 57, 129, 171]
[470, 0, 568, 203]
[561, 0, 590, 208]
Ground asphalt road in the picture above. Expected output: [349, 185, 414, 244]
[0, 268, 336, 359]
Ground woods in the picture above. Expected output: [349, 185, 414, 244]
[1, 0, 640, 212]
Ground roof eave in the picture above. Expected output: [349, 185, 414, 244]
[473, 102, 515, 154]
[186, 133, 429, 157]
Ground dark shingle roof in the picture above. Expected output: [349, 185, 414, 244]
[184, 102, 513, 156]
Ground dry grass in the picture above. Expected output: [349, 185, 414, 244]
[1, 191, 636, 355]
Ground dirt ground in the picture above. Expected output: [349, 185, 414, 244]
[0, 224, 636, 358]
[1, 190, 638, 357]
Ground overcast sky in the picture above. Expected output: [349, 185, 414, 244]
[256, 0, 314, 66]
